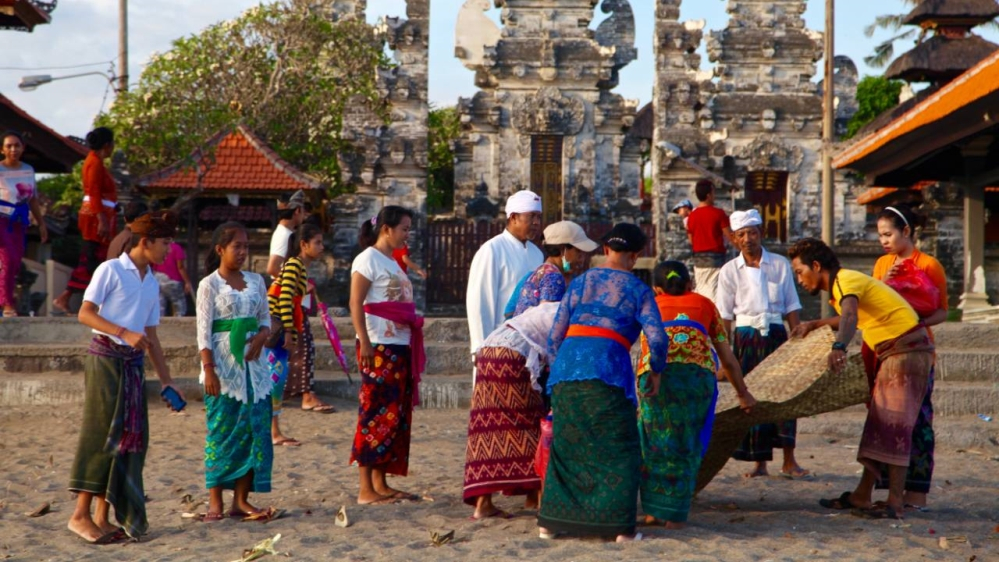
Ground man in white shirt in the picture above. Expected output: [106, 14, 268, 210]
[267, 190, 306, 278]
[67, 211, 184, 543]
[466, 190, 544, 365]
[716, 209, 809, 479]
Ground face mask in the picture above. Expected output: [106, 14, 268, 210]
[562, 255, 571, 273]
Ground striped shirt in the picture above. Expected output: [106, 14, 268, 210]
[268, 256, 308, 339]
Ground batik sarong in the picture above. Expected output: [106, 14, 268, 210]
[638, 362, 716, 523]
[0, 215, 26, 308]
[731, 325, 796, 462]
[538, 380, 640, 537]
[859, 327, 934, 470]
[284, 318, 315, 399]
[205, 370, 273, 492]
[68, 336, 148, 538]
[463, 346, 546, 504]
[349, 343, 413, 476]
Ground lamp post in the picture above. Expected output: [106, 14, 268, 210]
[18, 71, 115, 92]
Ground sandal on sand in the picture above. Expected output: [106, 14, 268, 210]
[819, 492, 859, 510]
[357, 496, 399, 506]
[387, 491, 420, 501]
[539, 528, 557, 540]
[198, 512, 226, 522]
[469, 509, 513, 521]
[778, 468, 812, 479]
[272, 437, 302, 447]
[851, 505, 901, 520]
[302, 404, 336, 414]
[81, 528, 126, 545]
[616, 532, 643, 543]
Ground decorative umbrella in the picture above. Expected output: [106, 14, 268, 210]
[318, 302, 353, 384]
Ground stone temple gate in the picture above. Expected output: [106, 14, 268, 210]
[328, 0, 863, 307]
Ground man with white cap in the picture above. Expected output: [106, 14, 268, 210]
[717, 209, 809, 479]
[466, 190, 544, 368]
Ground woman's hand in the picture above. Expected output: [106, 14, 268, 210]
[358, 339, 375, 373]
[246, 331, 268, 362]
[38, 222, 48, 243]
[737, 389, 757, 414]
[827, 349, 847, 374]
[791, 320, 817, 339]
[283, 333, 297, 352]
[203, 367, 221, 397]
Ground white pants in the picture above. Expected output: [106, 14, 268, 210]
[693, 266, 721, 303]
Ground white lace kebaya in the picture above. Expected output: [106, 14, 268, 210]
[196, 271, 273, 404]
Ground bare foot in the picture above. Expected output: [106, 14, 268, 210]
[524, 490, 539, 510]
[743, 465, 768, 478]
[2, 307, 17, 317]
[779, 464, 811, 478]
[664, 521, 686, 530]
[374, 487, 419, 501]
[903, 491, 928, 509]
[230, 500, 260, 516]
[615, 532, 643, 542]
[356, 493, 397, 506]
[67, 516, 106, 543]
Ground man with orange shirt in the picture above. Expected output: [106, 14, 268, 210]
[685, 179, 731, 302]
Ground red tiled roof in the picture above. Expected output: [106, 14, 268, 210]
[138, 125, 323, 193]
[855, 180, 935, 205]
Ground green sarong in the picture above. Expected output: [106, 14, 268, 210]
[537, 380, 640, 537]
[638, 362, 716, 523]
[68, 345, 149, 538]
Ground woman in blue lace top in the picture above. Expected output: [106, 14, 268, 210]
[537, 223, 668, 543]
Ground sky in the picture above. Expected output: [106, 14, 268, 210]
[2, 0, 992, 142]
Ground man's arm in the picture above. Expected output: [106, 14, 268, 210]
[266, 254, 285, 278]
[466, 245, 496, 353]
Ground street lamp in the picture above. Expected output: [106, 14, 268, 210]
[18, 71, 115, 92]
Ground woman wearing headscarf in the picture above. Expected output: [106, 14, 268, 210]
[53, 127, 117, 314]
[537, 223, 668, 542]
[0, 130, 46, 316]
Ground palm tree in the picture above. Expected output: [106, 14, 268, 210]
[863, 1, 921, 68]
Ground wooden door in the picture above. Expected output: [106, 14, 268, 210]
[744, 170, 789, 242]
[531, 135, 563, 225]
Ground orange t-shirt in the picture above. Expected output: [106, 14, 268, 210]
[872, 248, 947, 340]
[638, 291, 726, 373]
[78, 151, 118, 244]
[872, 249, 948, 311]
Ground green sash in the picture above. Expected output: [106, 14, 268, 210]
[212, 317, 259, 367]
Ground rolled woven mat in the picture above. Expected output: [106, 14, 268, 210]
[694, 325, 868, 492]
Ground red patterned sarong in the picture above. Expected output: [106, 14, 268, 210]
[463, 346, 546, 504]
[349, 343, 412, 476]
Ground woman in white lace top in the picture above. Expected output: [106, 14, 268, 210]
[196, 222, 276, 521]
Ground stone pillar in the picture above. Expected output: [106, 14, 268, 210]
[959, 183, 990, 312]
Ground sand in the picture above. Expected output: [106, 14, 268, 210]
[1, 397, 997, 562]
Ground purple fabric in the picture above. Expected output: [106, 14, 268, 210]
[88, 336, 146, 453]
[363, 301, 425, 406]
[0, 215, 26, 308]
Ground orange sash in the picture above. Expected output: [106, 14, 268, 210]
[565, 325, 631, 350]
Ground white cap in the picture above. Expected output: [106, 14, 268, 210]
[543, 221, 599, 252]
[730, 209, 763, 232]
[505, 190, 543, 217]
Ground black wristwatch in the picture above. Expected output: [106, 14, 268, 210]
[831, 341, 848, 352]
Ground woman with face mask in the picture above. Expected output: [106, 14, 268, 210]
[504, 221, 598, 320]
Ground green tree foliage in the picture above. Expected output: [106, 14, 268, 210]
[845, 76, 904, 139]
[98, 0, 390, 194]
[427, 105, 461, 214]
[35, 162, 83, 211]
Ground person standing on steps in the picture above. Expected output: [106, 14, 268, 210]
[717, 209, 809, 479]
[685, 179, 732, 302]
[466, 190, 544, 378]
[0, 130, 46, 317]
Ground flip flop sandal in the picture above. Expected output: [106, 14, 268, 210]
[198, 512, 226, 522]
[302, 404, 336, 414]
[850, 505, 901, 520]
[818, 491, 858, 510]
[272, 437, 302, 447]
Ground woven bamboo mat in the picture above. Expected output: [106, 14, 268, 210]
[695, 325, 868, 491]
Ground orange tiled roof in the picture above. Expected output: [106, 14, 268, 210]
[855, 181, 934, 205]
[834, 49, 999, 170]
[138, 125, 322, 192]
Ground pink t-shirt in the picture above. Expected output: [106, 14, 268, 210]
[152, 242, 186, 282]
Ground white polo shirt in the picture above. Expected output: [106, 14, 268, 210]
[83, 252, 161, 345]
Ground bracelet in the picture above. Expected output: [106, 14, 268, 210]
[203, 362, 216, 370]
[115, 326, 126, 339]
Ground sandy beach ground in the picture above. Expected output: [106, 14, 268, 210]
[1, 396, 997, 562]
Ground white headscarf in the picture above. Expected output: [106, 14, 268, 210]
[730, 209, 763, 231]
[505, 190, 543, 217]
